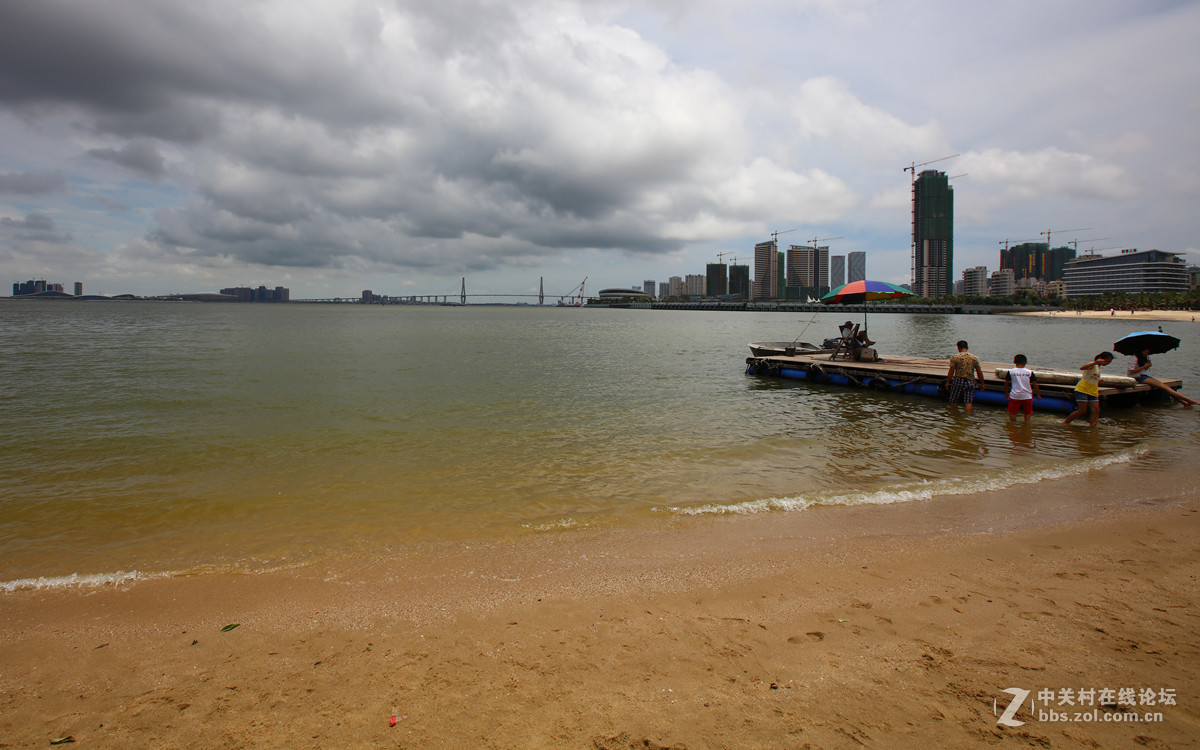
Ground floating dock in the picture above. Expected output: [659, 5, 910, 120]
[745, 352, 1178, 413]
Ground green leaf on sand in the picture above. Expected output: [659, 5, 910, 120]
[50, 737, 76, 745]
[220, 623, 240, 632]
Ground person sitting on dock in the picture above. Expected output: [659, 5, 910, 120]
[945, 340, 985, 415]
[838, 321, 875, 347]
[830, 323, 876, 361]
[1127, 349, 1200, 407]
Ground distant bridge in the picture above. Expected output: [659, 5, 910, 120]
[293, 277, 586, 306]
[291, 294, 542, 305]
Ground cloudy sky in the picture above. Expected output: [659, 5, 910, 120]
[1, 0, 1198, 299]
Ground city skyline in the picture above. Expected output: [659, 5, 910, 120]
[1, 2, 1198, 299]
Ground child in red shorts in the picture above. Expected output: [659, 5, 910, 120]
[1005, 354, 1041, 425]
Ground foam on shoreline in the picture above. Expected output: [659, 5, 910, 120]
[661, 443, 1148, 517]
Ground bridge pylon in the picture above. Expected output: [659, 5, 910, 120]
[461, 277, 467, 306]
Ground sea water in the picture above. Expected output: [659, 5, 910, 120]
[2, 302, 1198, 587]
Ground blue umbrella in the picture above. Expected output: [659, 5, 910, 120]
[1113, 330, 1180, 356]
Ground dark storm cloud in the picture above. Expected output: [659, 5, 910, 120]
[2, 0, 775, 275]
[87, 141, 166, 180]
[0, 212, 71, 242]
[1, 213, 55, 231]
[0, 0, 414, 139]
[0, 170, 67, 195]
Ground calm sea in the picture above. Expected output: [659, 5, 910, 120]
[2, 302, 1199, 587]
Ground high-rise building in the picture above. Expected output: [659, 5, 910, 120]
[753, 240, 777, 300]
[658, 281, 669, 298]
[668, 276, 683, 297]
[912, 170, 954, 298]
[962, 266, 988, 297]
[830, 255, 845, 289]
[1063, 249, 1189, 297]
[989, 269, 1015, 297]
[1000, 243, 1075, 283]
[729, 265, 750, 300]
[685, 274, 706, 296]
[643, 280, 656, 299]
[705, 264, 727, 297]
[786, 244, 829, 299]
[847, 251, 866, 283]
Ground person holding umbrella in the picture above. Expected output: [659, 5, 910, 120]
[1117, 330, 1200, 407]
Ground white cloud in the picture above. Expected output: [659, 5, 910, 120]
[0, 0, 1197, 295]
[790, 77, 949, 165]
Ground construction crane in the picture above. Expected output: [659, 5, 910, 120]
[903, 154, 959, 182]
[771, 228, 797, 245]
[717, 251, 735, 264]
[557, 277, 587, 307]
[1068, 237, 1108, 250]
[1041, 227, 1092, 249]
[998, 238, 1040, 251]
[809, 235, 843, 248]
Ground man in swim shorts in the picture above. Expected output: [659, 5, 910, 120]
[945, 339, 986, 415]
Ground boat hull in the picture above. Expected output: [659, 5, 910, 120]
[748, 342, 829, 357]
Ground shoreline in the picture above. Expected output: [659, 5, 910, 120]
[1007, 308, 1199, 321]
[3, 467, 1199, 747]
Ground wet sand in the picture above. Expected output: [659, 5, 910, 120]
[2, 468, 1199, 749]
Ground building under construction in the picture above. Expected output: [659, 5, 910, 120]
[911, 170, 954, 298]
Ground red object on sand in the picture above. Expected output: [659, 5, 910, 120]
[390, 715, 398, 727]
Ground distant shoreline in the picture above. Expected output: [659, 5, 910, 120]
[1005, 308, 1199, 322]
[6, 296, 1199, 319]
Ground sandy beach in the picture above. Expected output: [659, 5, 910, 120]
[1008, 308, 1199, 322]
[3, 477, 1199, 749]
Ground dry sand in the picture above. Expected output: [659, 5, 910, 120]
[1008, 309, 1199, 322]
[2, 493, 1199, 748]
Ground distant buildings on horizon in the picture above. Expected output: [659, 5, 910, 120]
[634, 165, 1193, 302]
[219, 285, 290, 302]
[8, 279, 290, 301]
[12, 279, 80, 297]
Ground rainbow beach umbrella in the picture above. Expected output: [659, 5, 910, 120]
[820, 280, 914, 334]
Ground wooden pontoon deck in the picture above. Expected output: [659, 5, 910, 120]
[745, 352, 1180, 412]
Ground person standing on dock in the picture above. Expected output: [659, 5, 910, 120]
[1062, 352, 1115, 427]
[1004, 354, 1042, 425]
[945, 340, 986, 415]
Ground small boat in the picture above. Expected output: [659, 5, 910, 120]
[748, 341, 830, 357]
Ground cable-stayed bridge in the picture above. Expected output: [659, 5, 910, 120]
[292, 277, 587, 306]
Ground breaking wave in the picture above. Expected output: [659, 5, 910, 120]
[0, 569, 171, 593]
[660, 444, 1149, 517]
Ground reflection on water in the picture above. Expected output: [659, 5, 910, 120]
[0, 303, 1198, 582]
